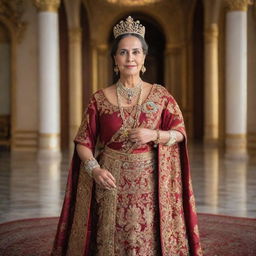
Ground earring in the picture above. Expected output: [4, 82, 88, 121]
[141, 65, 146, 74]
[114, 65, 119, 75]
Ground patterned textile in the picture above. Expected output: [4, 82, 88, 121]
[1, 214, 255, 256]
[51, 84, 202, 255]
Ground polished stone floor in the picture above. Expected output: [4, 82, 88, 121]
[0, 143, 255, 224]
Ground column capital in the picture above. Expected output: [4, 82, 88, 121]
[34, 0, 60, 12]
[68, 28, 82, 44]
[225, 0, 249, 12]
[165, 43, 184, 55]
[204, 24, 218, 43]
[97, 44, 108, 54]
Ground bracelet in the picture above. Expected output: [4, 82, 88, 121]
[165, 130, 177, 146]
[82, 157, 100, 177]
[154, 129, 160, 145]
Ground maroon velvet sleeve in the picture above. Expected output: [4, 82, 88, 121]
[74, 95, 99, 153]
[160, 94, 186, 137]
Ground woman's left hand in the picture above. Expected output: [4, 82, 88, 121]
[129, 128, 156, 145]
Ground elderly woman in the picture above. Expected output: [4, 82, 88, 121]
[52, 16, 202, 256]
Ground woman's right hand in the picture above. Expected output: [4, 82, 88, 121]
[92, 167, 116, 190]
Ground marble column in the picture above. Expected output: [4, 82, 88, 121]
[204, 24, 219, 143]
[68, 28, 82, 151]
[34, 0, 61, 158]
[225, 0, 248, 158]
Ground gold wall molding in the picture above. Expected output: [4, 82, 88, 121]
[13, 130, 38, 151]
[97, 44, 108, 54]
[165, 43, 185, 54]
[204, 24, 218, 43]
[226, 133, 246, 139]
[0, 0, 26, 42]
[225, 133, 247, 151]
[39, 133, 60, 150]
[39, 133, 60, 138]
[225, 0, 249, 11]
[33, 0, 60, 12]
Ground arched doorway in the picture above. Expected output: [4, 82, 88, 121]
[0, 22, 11, 149]
[108, 13, 165, 85]
[192, 0, 204, 141]
[59, 1, 69, 150]
[81, 3, 91, 109]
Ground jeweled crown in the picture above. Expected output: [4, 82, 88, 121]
[113, 16, 145, 39]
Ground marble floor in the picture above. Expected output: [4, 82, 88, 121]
[0, 143, 255, 224]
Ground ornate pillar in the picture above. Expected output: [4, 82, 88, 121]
[63, 0, 84, 152]
[91, 43, 108, 92]
[34, 0, 61, 157]
[165, 43, 192, 137]
[91, 43, 98, 93]
[97, 44, 108, 90]
[247, 3, 256, 158]
[204, 24, 219, 142]
[225, 0, 248, 158]
[68, 28, 82, 150]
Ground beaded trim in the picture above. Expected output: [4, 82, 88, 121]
[82, 157, 100, 177]
[165, 130, 177, 146]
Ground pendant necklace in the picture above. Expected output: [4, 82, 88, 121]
[116, 80, 143, 145]
[116, 79, 142, 104]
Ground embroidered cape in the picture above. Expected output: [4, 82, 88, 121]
[51, 84, 203, 256]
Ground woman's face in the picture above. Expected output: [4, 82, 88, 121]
[114, 36, 145, 78]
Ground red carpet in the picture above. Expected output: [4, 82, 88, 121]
[0, 213, 255, 256]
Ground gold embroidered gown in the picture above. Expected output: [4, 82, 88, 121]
[51, 84, 203, 256]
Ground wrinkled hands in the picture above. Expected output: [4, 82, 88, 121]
[129, 128, 156, 145]
[91, 128, 156, 190]
[92, 167, 116, 190]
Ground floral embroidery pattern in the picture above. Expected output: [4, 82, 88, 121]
[53, 84, 203, 256]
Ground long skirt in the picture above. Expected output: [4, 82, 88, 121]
[90, 146, 161, 256]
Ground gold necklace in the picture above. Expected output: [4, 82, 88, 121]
[116, 79, 142, 104]
[116, 82, 142, 146]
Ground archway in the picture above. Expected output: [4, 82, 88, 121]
[108, 13, 166, 85]
[81, 3, 91, 109]
[192, 0, 204, 141]
[59, 1, 69, 150]
[0, 22, 11, 149]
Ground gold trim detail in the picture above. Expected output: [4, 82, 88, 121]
[13, 130, 38, 150]
[39, 133, 60, 138]
[97, 44, 108, 54]
[225, 133, 247, 150]
[225, 0, 249, 11]
[226, 133, 246, 139]
[66, 168, 93, 255]
[39, 133, 60, 150]
[204, 24, 218, 43]
[33, 0, 60, 12]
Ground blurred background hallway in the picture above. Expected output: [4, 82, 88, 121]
[0, 0, 256, 223]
